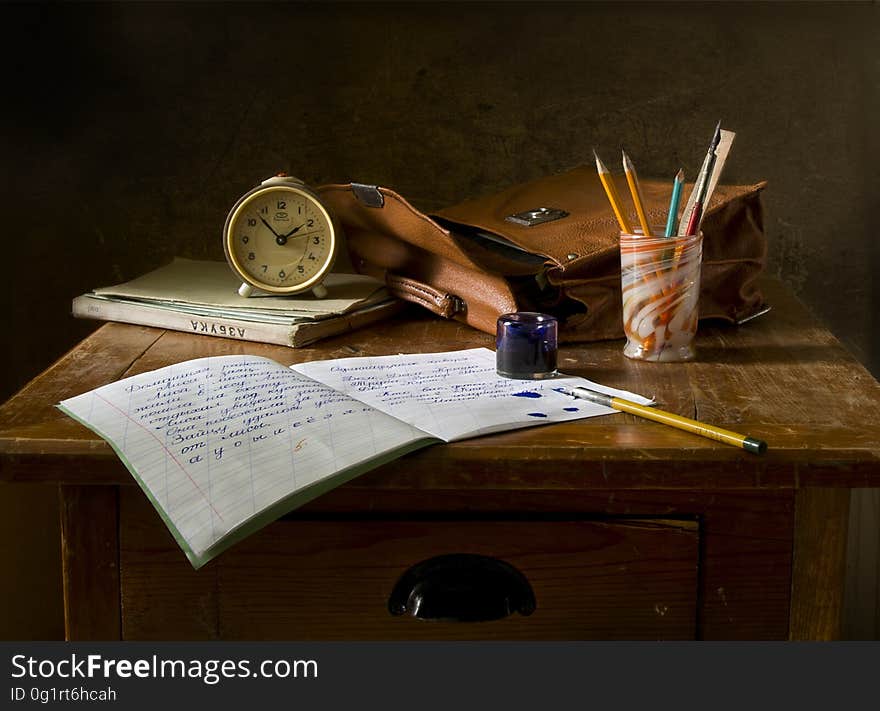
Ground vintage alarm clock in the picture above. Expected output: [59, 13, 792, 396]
[223, 174, 337, 298]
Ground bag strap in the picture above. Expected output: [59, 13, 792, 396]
[385, 273, 465, 319]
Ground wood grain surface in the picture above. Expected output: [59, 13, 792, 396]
[3, 276, 878, 640]
[1, 278, 878, 489]
[60, 485, 121, 641]
[119, 487, 699, 640]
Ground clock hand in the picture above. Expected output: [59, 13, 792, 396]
[261, 216, 299, 246]
[258, 215, 283, 239]
[272, 229, 325, 248]
[283, 230, 324, 241]
[281, 222, 307, 239]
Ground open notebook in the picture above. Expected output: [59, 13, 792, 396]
[58, 348, 650, 568]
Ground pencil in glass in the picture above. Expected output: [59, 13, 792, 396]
[664, 169, 685, 238]
[622, 150, 652, 237]
[593, 150, 633, 233]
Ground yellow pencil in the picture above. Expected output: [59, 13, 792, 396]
[565, 386, 768, 454]
[593, 150, 633, 233]
[622, 150, 652, 237]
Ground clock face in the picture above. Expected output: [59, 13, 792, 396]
[224, 184, 335, 293]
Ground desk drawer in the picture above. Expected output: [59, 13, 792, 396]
[120, 492, 698, 640]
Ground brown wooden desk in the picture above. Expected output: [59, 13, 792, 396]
[1, 278, 879, 640]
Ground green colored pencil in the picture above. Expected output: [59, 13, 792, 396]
[664, 169, 685, 238]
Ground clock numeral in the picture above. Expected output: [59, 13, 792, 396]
[312, 236, 320, 245]
[297, 265, 305, 274]
[307, 219, 314, 227]
[247, 218, 256, 227]
[277, 200, 287, 210]
[260, 206, 268, 215]
[241, 235, 249, 244]
[261, 265, 268, 273]
[247, 252, 255, 261]
[307, 253, 316, 261]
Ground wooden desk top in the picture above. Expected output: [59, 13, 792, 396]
[1, 277, 879, 491]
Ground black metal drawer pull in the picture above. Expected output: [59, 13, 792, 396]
[388, 553, 536, 622]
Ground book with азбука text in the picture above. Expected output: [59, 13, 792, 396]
[71, 257, 402, 347]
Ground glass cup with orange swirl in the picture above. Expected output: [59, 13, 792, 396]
[619, 229, 702, 362]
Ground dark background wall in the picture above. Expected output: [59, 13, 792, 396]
[0, 2, 877, 637]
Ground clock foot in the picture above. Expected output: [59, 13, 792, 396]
[312, 283, 328, 299]
[238, 282, 254, 298]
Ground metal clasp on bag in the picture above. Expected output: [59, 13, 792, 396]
[504, 207, 569, 227]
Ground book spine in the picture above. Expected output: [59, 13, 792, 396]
[289, 300, 405, 347]
[72, 296, 295, 347]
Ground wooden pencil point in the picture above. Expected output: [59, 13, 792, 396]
[593, 149, 633, 233]
[621, 149, 652, 237]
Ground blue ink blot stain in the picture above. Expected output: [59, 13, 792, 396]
[528, 412, 548, 418]
[512, 391, 542, 399]
[563, 407, 579, 412]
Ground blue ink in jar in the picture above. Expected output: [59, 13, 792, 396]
[496, 312, 558, 380]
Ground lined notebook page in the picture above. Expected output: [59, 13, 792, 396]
[58, 355, 429, 567]
[293, 347, 653, 442]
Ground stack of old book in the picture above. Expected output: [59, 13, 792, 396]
[72, 258, 403, 347]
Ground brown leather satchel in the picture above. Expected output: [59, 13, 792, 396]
[318, 166, 768, 341]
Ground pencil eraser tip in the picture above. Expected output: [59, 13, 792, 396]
[743, 437, 767, 455]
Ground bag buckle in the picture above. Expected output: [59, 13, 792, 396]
[504, 207, 569, 227]
[351, 183, 385, 208]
